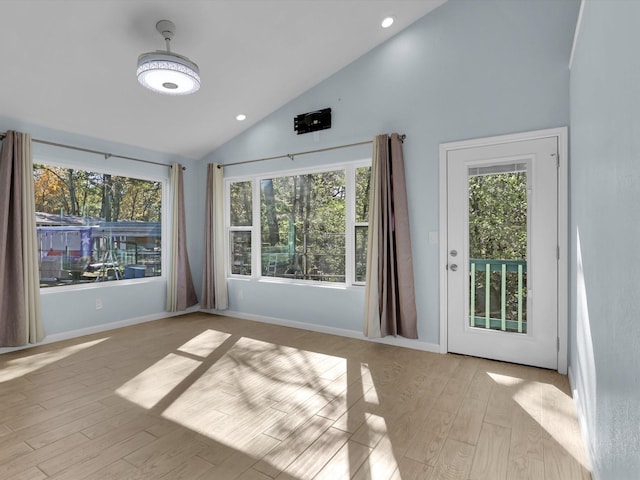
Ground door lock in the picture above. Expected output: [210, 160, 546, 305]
[450, 249, 458, 257]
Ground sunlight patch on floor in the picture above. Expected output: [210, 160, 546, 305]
[355, 414, 390, 447]
[487, 372, 525, 387]
[357, 434, 398, 479]
[511, 379, 543, 423]
[363, 383, 380, 406]
[360, 362, 374, 386]
[489, 372, 592, 471]
[177, 329, 231, 357]
[116, 352, 201, 409]
[538, 382, 591, 470]
[158, 336, 343, 451]
[0, 337, 109, 382]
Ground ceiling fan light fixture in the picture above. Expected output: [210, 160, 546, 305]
[137, 20, 201, 95]
[137, 52, 200, 95]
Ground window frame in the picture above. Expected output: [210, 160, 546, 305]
[225, 159, 371, 286]
[352, 164, 371, 286]
[226, 180, 255, 276]
[33, 157, 169, 292]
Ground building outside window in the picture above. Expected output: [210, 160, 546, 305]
[33, 163, 163, 287]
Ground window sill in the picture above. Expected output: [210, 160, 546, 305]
[39, 276, 165, 294]
[227, 275, 365, 291]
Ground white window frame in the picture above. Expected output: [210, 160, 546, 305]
[225, 179, 254, 277]
[33, 158, 168, 292]
[352, 164, 371, 286]
[225, 159, 371, 286]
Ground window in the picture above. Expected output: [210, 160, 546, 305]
[33, 163, 163, 287]
[354, 166, 371, 283]
[227, 162, 371, 285]
[229, 181, 253, 275]
[261, 170, 346, 281]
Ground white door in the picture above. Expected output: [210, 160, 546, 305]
[446, 137, 558, 369]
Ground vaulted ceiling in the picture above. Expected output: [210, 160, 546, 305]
[1, 1, 446, 159]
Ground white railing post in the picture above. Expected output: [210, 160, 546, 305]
[485, 263, 490, 328]
[517, 263, 524, 333]
[470, 262, 476, 327]
[501, 263, 507, 331]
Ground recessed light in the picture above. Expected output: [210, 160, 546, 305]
[381, 16, 395, 28]
[236, 114, 246, 121]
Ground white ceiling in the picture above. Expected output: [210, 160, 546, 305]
[0, 0, 446, 160]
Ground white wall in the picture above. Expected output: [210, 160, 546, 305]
[0, 116, 199, 343]
[569, 1, 640, 478]
[197, 0, 580, 347]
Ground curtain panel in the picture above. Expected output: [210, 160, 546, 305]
[0, 131, 45, 346]
[166, 163, 198, 312]
[364, 133, 418, 339]
[201, 163, 228, 310]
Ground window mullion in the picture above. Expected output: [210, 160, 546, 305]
[345, 165, 356, 285]
[252, 178, 261, 279]
[224, 180, 231, 276]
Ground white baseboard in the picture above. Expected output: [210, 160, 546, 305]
[568, 365, 597, 478]
[3, 306, 439, 355]
[0, 305, 200, 355]
[215, 309, 441, 354]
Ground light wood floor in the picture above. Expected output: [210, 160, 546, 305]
[0, 313, 590, 480]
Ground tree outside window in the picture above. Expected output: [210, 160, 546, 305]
[260, 170, 346, 282]
[355, 166, 371, 283]
[229, 181, 252, 275]
[227, 162, 370, 285]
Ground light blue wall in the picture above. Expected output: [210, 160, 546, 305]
[0, 116, 200, 339]
[569, 1, 640, 478]
[200, 0, 580, 345]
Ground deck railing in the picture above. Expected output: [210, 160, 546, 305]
[470, 258, 527, 333]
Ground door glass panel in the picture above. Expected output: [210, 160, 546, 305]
[468, 163, 528, 333]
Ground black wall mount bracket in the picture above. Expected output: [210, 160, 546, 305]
[294, 108, 331, 135]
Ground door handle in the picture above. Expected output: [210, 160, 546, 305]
[449, 264, 458, 271]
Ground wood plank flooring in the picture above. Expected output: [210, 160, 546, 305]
[0, 313, 591, 479]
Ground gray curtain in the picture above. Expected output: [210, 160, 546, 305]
[364, 133, 418, 339]
[201, 163, 228, 310]
[166, 163, 198, 312]
[0, 130, 45, 346]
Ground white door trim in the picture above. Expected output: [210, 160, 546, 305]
[439, 127, 568, 374]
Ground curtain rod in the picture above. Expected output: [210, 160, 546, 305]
[0, 131, 184, 170]
[218, 134, 406, 168]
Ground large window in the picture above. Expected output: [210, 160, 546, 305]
[227, 162, 371, 285]
[33, 164, 163, 287]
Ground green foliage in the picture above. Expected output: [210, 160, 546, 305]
[355, 166, 371, 223]
[355, 167, 371, 282]
[33, 164, 161, 222]
[468, 172, 527, 260]
[229, 181, 252, 226]
[230, 167, 371, 282]
[259, 170, 346, 279]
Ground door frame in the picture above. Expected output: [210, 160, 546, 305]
[438, 127, 568, 374]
